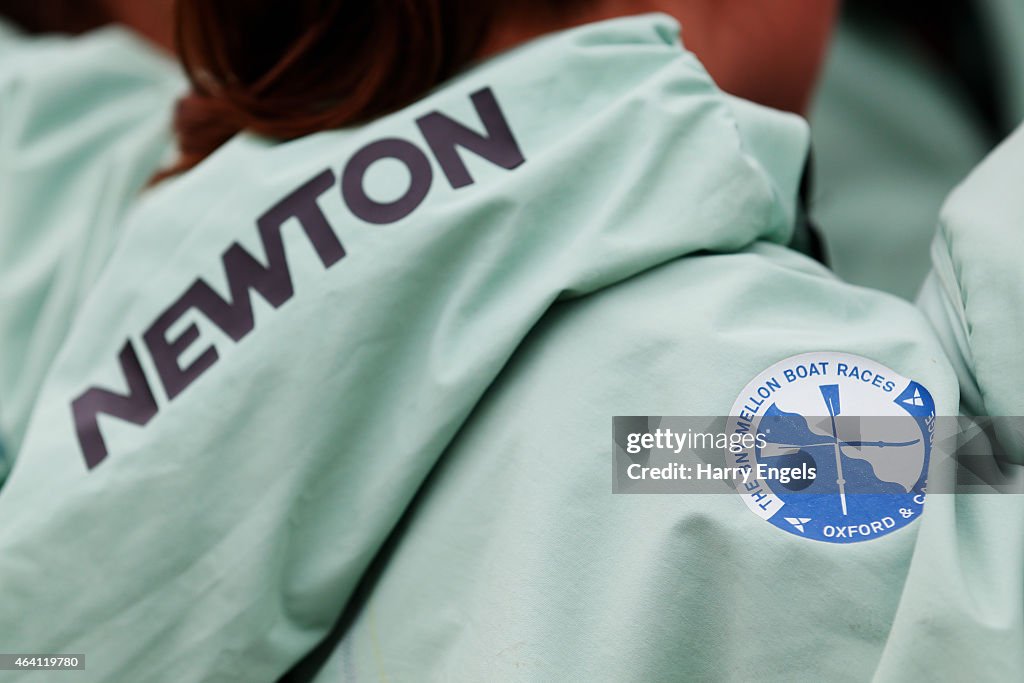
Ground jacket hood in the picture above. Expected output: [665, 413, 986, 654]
[154, 13, 811, 299]
[38, 12, 819, 467]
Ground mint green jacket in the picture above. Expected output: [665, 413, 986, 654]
[0, 22, 182, 470]
[0, 15, 1018, 682]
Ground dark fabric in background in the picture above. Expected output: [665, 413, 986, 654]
[851, 0, 1006, 140]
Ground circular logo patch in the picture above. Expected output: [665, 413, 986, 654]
[727, 352, 934, 543]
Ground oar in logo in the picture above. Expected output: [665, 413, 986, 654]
[820, 384, 848, 516]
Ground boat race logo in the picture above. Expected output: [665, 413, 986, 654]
[727, 352, 935, 543]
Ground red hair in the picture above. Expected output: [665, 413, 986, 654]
[159, 0, 509, 180]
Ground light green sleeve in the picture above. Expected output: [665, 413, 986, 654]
[882, 155, 1024, 677]
[918, 124, 1024, 426]
[0, 28, 183, 471]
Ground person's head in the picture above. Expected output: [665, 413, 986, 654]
[164, 0, 838, 178]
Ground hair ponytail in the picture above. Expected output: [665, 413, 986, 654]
[157, 0, 498, 180]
